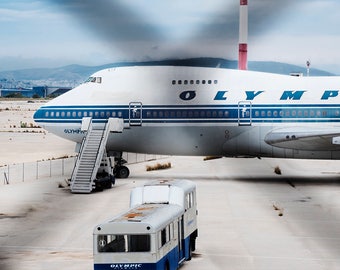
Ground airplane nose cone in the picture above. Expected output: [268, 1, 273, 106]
[33, 106, 44, 127]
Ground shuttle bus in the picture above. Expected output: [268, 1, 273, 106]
[93, 179, 198, 270]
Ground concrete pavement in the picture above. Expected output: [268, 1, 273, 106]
[1, 156, 340, 270]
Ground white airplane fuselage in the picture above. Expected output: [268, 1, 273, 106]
[33, 66, 340, 160]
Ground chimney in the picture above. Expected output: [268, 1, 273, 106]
[238, 0, 248, 70]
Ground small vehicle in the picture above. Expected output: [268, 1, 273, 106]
[93, 179, 198, 270]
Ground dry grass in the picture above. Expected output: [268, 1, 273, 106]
[203, 156, 222, 161]
[146, 162, 172, 171]
[274, 166, 282, 175]
[272, 203, 284, 217]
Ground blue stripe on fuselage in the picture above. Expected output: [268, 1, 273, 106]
[33, 104, 340, 124]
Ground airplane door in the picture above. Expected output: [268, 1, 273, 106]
[238, 101, 252, 126]
[129, 102, 142, 126]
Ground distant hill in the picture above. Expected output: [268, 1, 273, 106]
[0, 58, 335, 87]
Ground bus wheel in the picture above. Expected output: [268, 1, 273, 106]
[188, 241, 192, 261]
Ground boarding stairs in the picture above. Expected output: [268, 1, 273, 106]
[70, 117, 124, 193]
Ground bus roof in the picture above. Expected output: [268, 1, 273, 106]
[94, 203, 183, 235]
[143, 179, 196, 192]
[130, 179, 196, 208]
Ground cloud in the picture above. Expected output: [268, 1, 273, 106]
[1, 0, 340, 72]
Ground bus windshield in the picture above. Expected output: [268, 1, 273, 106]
[97, 234, 150, 253]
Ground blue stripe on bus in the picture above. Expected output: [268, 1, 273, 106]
[94, 236, 191, 270]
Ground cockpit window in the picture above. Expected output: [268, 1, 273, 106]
[85, 77, 102, 84]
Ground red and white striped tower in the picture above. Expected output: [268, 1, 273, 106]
[238, 0, 248, 70]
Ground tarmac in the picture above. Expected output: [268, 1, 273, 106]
[1, 100, 340, 270]
[1, 156, 340, 270]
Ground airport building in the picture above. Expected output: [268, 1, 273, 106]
[0, 86, 71, 98]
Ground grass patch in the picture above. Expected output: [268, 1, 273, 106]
[274, 166, 282, 175]
[203, 156, 222, 161]
[272, 203, 284, 217]
[146, 162, 171, 171]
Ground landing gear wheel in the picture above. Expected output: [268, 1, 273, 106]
[116, 166, 130, 178]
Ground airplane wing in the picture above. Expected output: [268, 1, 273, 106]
[264, 127, 340, 151]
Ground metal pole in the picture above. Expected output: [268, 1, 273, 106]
[62, 158, 64, 176]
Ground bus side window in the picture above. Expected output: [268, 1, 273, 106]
[161, 228, 167, 246]
[160, 225, 171, 247]
[186, 192, 194, 209]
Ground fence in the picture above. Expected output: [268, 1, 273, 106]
[1, 153, 167, 185]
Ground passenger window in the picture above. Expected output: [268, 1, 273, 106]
[161, 228, 167, 246]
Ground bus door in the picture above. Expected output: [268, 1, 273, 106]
[178, 216, 185, 261]
[238, 101, 252, 126]
[129, 102, 142, 126]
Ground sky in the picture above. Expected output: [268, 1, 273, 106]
[1, 0, 340, 73]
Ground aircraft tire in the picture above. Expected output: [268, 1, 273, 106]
[116, 166, 130, 178]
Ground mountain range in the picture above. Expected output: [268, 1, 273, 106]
[0, 58, 335, 88]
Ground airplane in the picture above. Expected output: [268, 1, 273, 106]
[32, 0, 340, 192]
[33, 65, 340, 175]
